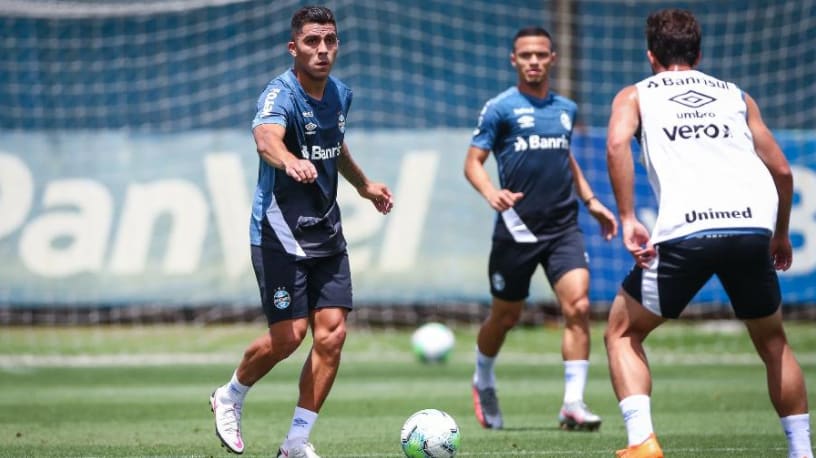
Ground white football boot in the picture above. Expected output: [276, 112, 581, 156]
[558, 400, 602, 431]
[277, 440, 321, 458]
[209, 387, 245, 454]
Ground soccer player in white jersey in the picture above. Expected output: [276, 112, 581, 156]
[605, 8, 812, 458]
[209, 6, 393, 458]
[464, 26, 618, 431]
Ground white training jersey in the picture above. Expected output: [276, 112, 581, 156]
[635, 69, 778, 243]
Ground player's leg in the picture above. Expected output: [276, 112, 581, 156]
[211, 246, 310, 455]
[551, 267, 601, 430]
[472, 240, 538, 429]
[744, 311, 809, 407]
[605, 288, 665, 457]
[277, 307, 348, 458]
[472, 296, 522, 430]
[543, 230, 600, 430]
[744, 311, 812, 458]
[279, 252, 352, 458]
[608, 237, 712, 456]
[477, 296, 525, 358]
[719, 234, 813, 458]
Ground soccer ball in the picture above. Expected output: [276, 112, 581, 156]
[400, 408, 461, 458]
[411, 322, 455, 363]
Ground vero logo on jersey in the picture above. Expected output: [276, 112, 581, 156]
[662, 123, 731, 141]
[514, 134, 569, 152]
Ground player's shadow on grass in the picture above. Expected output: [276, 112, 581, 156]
[500, 425, 601, 433]
[499, 426, 556, 432]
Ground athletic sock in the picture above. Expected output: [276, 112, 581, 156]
[781, 413, 813, 458]
[619, 394, 654, 446]
[283, 406, 318, 448]
[563, 360, 589, 404]
[473, 348, 496, 389]
[223, 370, 250, 403]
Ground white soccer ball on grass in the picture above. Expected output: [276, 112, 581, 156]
[400, 408, 461, 458]
[410, 322, 455, 363]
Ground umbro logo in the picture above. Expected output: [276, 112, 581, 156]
[668, 90, 716, 109]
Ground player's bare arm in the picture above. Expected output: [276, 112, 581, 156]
[253, 123, 317, 183]
[337, 142, 393, 215]
[568, 153, 618, 240]
[745, 93, 794, 271]
[463, 145, 523, 211]
[607, 85, 653, 266]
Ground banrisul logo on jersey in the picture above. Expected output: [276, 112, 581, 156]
[513, 134, 569, 152]
[300, 142, 342, 160]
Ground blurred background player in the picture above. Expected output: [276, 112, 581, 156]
[209, 6, 393, 458]
[464, 26, 618, 431]
[605, 8, 812, 458]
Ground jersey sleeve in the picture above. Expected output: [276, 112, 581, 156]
[470, 100, 501, 152]
[251, 83, 292, 130]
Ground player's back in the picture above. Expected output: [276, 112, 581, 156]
[635, 69, 778, 243]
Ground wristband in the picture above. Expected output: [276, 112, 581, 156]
[583, 195, 597, 206]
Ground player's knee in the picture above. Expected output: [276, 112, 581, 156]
[313, 323, 347, 360]
[490, 309, 522, 331]
[561, 296, 590, 322]
[260, 322, 309, 359]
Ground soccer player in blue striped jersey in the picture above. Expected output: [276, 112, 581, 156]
[209, 6, 393, 458]
[465, 26, 618, 432]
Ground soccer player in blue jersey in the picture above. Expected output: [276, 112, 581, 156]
[605, 9, 811, 458]
[464, 26, 618, 431]
[209, 6, 393, 458]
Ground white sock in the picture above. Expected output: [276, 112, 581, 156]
[563, 360, 589, 404]
[284, 406, 318, 447]
[222, 370, 250, 402]
[619, 394, 654, 446]
[781, 413, 813, 458]
[473, 348, 496, 389]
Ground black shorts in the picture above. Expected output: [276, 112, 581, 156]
[621, 233, 781, 319]
[488, 229, 589, 301]
[251, 245, 353, 325]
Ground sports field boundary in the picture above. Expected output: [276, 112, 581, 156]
[3, 302, 816, 326]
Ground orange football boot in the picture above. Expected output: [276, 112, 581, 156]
[615, 434, 664, 458]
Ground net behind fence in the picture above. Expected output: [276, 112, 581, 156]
[2, 0, 813, 130]
[1, 0, 815, 322]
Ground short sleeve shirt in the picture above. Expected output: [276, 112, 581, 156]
[250, 69, 352, 258]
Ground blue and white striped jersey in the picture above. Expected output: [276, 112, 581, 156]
[250, 69, 352, 258]
[471, 87, 579, 242]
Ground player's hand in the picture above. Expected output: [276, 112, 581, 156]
[586, 198, 618, 241]
[359, 182, 394, 215]
[284, 158, 318, 183]
[770, 233, 793, 271]
[487, 189, 524, 211]
[622, 218, 654, 268]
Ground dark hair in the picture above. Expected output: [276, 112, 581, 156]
[646, 9, 701, 67]
[290, 5, 336, 39]
[512, 27, 553, 51]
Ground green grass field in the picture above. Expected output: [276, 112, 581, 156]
[1, 321, 815, 457]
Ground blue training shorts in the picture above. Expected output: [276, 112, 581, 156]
[488, 228, 589, 301]
[250, 245, 353, 325]
[621, 233, 780, 319]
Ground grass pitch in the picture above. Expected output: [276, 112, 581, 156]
[1, 321, 814, 457]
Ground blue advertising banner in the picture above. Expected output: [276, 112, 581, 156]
[0, 129, 814, 306]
